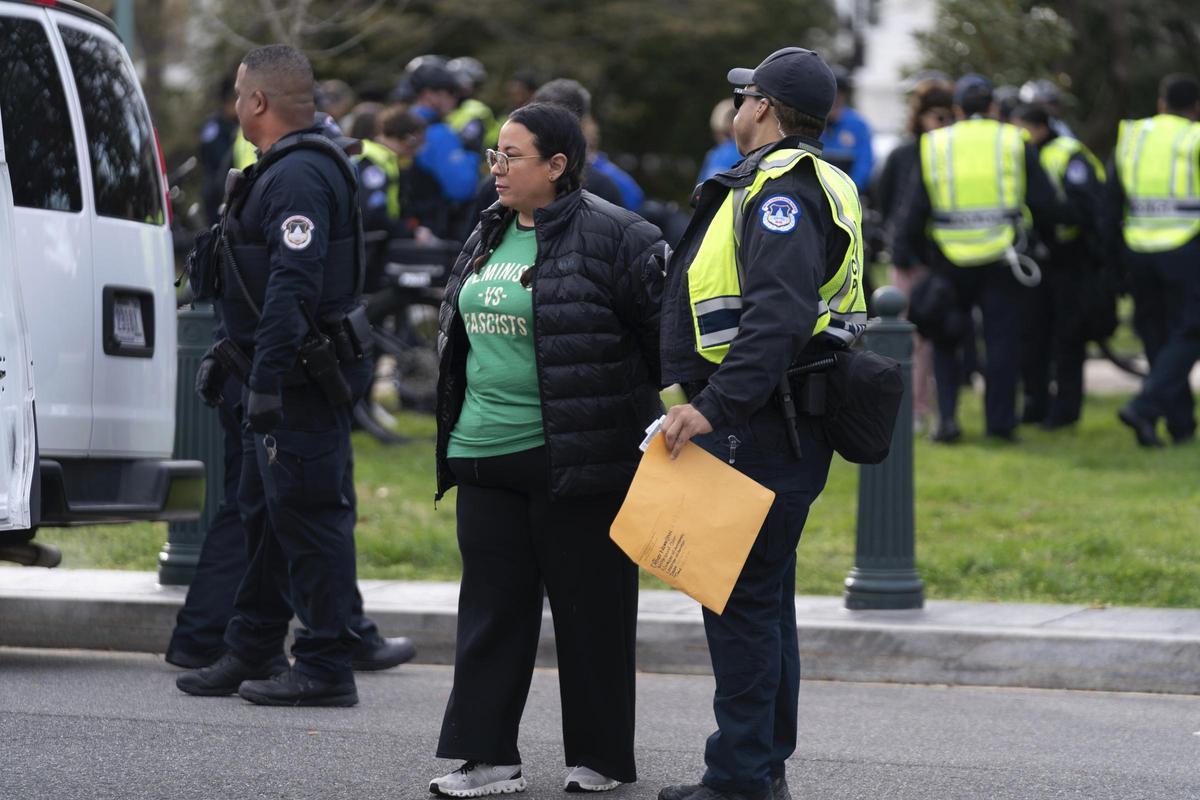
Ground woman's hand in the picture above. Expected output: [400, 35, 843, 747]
[662, 403, 713, 460]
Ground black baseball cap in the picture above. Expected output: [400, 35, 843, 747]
[409, 63, 459, 94]
[727, 47, 837, 120]
[953, 73, 994, 107]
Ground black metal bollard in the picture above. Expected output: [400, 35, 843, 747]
[158, 304, 222, 586]
[844, 286, 925, 610]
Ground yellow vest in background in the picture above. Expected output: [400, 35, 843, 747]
[688, 147, 867, 365]
[1039, 136, 1104, 243]
[355, 139, 402, 221]
[1115, 114, 1200, 253]
[920, 118, 1026, 266]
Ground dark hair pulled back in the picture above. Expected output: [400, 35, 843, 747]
[470, 102, 588, 275]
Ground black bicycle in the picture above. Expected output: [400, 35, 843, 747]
[354, 237, 460, 444]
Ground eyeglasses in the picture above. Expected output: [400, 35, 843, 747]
[485, 149, 544, 175]
[733, 88, 769, 110]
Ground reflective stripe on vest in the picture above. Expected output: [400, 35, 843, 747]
[687, 147, 868, 365]
[920, 119, 1026, 266]
[1115, 114, 1200, 253]
[1039, 136, 1104, 243]
[355, 139, 402, 220]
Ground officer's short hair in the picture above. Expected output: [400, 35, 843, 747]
[242, 44, 314, 96]
[1161, 74, 1200, 113]
[957, 85, 993, 117]
[772, 101, 825, 139]
[532, 79, 591, 120]
[1010, 104, 1050, 129]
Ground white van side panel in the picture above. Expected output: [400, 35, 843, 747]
[6, 4, 94, 458]
[0, 114, 38, 531]
[52, 14, 175, 458]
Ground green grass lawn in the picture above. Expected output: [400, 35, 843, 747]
[44, 391, 1200, 608]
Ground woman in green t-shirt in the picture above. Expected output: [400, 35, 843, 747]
[429, 102, 668, 797]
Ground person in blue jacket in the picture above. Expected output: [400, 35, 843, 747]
[407, 62, 482, 206]
[819, 68, 874, 194]
[584, 115, 644, 213]
[697, 98, 741, 183]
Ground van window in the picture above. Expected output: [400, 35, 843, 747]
[0, 18, 83, 212]
[59, 27, 164, 224]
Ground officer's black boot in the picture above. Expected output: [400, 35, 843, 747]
[1117, 404, 1164, 448]
[176, 651, 289, 696]
[237, 667, 358, 707]
[351, 635, 417, 671]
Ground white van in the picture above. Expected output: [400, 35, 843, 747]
[0, 0, 202, 546]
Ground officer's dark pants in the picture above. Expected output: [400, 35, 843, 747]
[168, 381, 379, 665]
[1020, 246, 1088, 426]
[223, 383, 361, 683]
[437, 446, 638, 783]
[933, 261, 1024, 435]
[693, 409, 833, 799]
[1127, 238, 1200, 440]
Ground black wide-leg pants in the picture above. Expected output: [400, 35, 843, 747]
[437, 446, 639, 783]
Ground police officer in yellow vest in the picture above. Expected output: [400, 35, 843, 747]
[1107, 74, 1200, 447]
[1010, 103, 1106, 429]
[895, 74, 1065, 442]
[659, 47, 866, 800]
[445, 56, 500, 152]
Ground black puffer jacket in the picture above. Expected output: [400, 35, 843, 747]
[435, 189, 668, 501]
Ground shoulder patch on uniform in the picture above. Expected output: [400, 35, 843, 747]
[1065, 159, 1088, 186]
[362, 164, 387, 191]
[281, 215, 316, 250]
[760, 194, 800, 234]
[200, 120, 219, 144]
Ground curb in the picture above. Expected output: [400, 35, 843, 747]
[2, 569, 1199, 695]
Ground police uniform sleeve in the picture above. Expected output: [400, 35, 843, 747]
[1062, 152, 1102, 235]
[892, 173, 931, 269]
[1099, 156, 1127, 277]
[691, 187, 827, 429]
[1024, 143, 1071, 228]
[614, 227, 668, 387]
[248, 160, 335, 395]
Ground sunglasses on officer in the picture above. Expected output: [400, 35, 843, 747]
[733, 87, 770, 110]
[485, 148, 546, 176]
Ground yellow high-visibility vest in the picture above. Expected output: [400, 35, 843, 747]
[447, 98, 501, 150]
[1114, 114, 1200, 253]
[920, 118, 1026, 266]
[688, 147, 867, 364]
[355, 139, 402, 221]
[1039, 136, 1104, 243]
[231, 129, 257, 170]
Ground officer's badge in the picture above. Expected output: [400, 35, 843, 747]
[1065, 160, 1088, 186]
[281, 215, 315, 250]
[839, 130, 856, 147]
[760, 195, 800, 234]
[362, 165, 387, 191]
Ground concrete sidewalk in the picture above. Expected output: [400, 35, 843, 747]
[2, 567, 1197, 695]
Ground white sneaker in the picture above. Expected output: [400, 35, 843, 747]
[564, 766, 621, 793]
[429, 761, 526, 797]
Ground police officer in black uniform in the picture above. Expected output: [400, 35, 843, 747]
[658, 48, 867, 800]
[176, 45, 377, 706]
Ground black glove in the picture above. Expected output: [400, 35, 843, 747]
[194, 356, 226, 407]
[246, 390, 283, 434]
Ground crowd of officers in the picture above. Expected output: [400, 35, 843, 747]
[879, 70, 1200, 448]
[172, 36, 1198, 800]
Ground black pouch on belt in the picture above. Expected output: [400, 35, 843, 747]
[323, 304, 373, 363]
[820, 349, 903, 464]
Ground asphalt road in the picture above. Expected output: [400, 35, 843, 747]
[1, 648, 1197, 800]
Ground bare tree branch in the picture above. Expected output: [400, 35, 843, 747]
[206, 12, 263, 50]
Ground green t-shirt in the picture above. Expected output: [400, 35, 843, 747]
[447, 220, 544, 458]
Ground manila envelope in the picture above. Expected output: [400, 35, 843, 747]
[609, 434, 775, 615]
